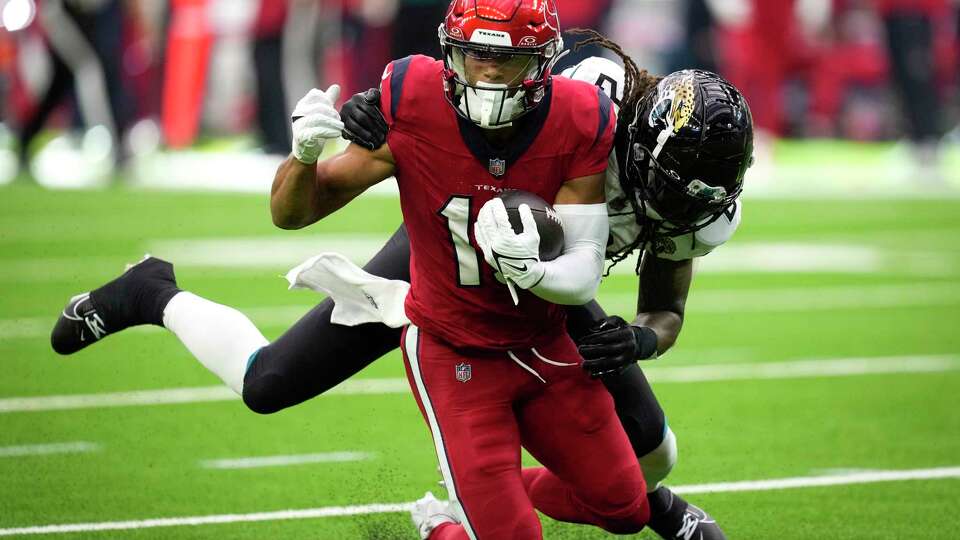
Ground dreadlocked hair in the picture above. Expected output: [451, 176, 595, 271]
[566, 28, 662, 126]
[566, 29, 664, 275]
[601, 198, 659, 277]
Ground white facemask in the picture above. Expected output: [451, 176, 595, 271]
[459, 81, 525, 129]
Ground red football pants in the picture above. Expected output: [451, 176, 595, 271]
[401, 325, 649, 539]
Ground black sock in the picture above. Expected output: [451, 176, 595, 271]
[647, 487, 689, 536]
[88, 258, 181, 330]
[140, 285, 181, 327]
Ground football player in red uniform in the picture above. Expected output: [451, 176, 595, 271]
[280, 1, 655, 537]
[339, 35, 749, 540]
[50, 10, 750, 540]
[54, 1, 652, 538]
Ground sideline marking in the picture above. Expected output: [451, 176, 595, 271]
[0, 356, 956, 414]
[0, 441, 99, 458]
[200, 451, 375, 470]
[2, 466, 958, 536]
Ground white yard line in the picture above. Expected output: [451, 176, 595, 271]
[0, 504, 413, 537]
[0, 386, 237, 413]
[0, 378, 410, 413]
[2, 466, 958, 536]
[2, 239, 953, 281]
[598, 282, 960, 315]
[646, 355, 960, 383]
[5, 282, 960, 341]
[146, 239, 949, 276]
[673, 282, 960, 313]
[200, 451, 375, 470]
[671, 467, 960, 495]
[147, 235, 394, 270]
[0, 441, 99, 458]
[0, 355, 956, 414]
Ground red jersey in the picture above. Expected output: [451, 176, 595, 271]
[379, 55, 615, 350]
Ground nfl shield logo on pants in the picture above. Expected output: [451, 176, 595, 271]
[489, 158, 506, 178]
[455, 363, 472, 383]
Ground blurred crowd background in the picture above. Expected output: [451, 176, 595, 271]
[0, 0, 957, 190]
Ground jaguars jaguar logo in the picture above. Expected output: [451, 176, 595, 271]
[649, 71, 696, 135]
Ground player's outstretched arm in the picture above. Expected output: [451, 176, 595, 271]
[633, 255, 692, 354]
[271, 86, 395, 230]
[577, 257, 691, 377]
[271, 144, 395, 229]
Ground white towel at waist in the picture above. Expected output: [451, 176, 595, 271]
[285, 253, 411, 328]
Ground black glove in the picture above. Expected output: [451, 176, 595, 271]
[340, 88, 388, 151]
[578, 316, 658, 378]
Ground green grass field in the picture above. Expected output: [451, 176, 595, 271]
[1, 181, 959, 539]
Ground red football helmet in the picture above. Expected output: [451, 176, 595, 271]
[438, 0, 564, 129]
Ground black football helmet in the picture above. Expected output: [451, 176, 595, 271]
[618, 69, 753, 236]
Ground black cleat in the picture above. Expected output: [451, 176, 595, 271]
[648, 487, 726, 540]
[51, 256, 180, 355]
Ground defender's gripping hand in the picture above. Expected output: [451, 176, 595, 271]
[291, 85, 344, 164]
[578, 315, 659, 378]
[474, 198, 545, 291]
[341, 88, 388, 151]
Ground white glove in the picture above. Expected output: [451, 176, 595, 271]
[291, 85, 344, 164]
[474, 198, 545, 298]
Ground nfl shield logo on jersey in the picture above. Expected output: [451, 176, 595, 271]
[455, 363, 472, 383]
[489, 158, 506, 178]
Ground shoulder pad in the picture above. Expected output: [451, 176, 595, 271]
[654, 201, 742, 261]
[551, 75, 615, 145]
[696, 201, 741, 247]
[560, 56, 625, 112]
[379, 55, 439, 126]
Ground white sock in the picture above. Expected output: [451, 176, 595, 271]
[162, 292, 269, 395]
[639, 426, 678, 492]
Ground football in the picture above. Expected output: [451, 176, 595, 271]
[497, 190, 565, 261]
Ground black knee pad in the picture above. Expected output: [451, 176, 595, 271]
[241, 372, 289, 415]
[602, 363, 667, 458]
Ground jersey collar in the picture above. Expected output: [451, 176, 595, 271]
[455, 83, 554, 179]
